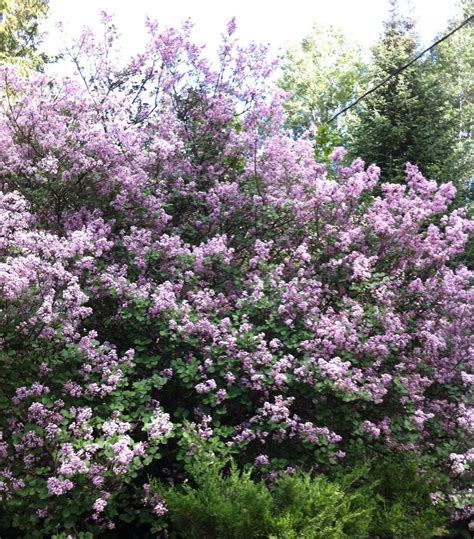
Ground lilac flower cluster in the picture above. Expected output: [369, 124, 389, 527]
[147, 407, 173, 440]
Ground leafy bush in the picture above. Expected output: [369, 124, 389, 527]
[368, 457, 448, 539]
[152, 452, 448, 538]
[0, 13, 471, 537]
[270, 473, 373, 538]
[156, 457, 373, 538]
[160, 460, 274, 538]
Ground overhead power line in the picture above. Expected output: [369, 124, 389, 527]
[328, 14, 474, 123]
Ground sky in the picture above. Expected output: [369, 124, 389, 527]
[42, 0, 460, 62]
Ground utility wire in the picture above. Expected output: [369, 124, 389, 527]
[328, 14, 474, 123]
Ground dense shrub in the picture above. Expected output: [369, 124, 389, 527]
[158, 460, 374, 538]
[152, 450, 447, 538]
[0, 15, 472, 536]
[367, 457, 449, 539]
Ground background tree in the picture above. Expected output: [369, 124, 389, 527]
[0, 0, 49, 69]
[278, 24, 366, 160]
[426, 0, 473, 198]
[346, 0, 470, 186]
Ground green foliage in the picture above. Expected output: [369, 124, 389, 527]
[312, 123, 343, 163]
[162, 459, 273, 538]
[278, 23, 366, 149]
[347, 0, 471, 188]
[0, 0, 49, 70]
[280, 1, 473, 192]
[426, 0, 474, 197]
[270, 472, 373, 539]
[368, 457, 448, 539]
[153, 450, 449, 539]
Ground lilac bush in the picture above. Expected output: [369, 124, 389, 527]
[0, 16, 472, 536]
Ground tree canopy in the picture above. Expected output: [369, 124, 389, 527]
[0, 0, 49, 69]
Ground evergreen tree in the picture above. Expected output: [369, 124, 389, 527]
[427, 0, 473, 197]
[347, 0, 460, 183]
